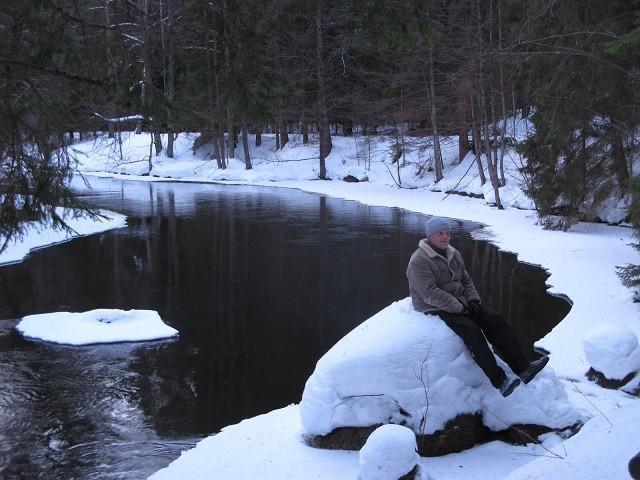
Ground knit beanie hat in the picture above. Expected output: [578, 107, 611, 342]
[425, 216, 450, 237]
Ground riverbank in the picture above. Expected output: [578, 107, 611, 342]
[136, 173, 640, 479]
[6, 129, 640, 478]
[0, 208, 127, 266]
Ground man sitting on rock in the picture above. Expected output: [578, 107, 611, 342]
[406, 216, 549, 397]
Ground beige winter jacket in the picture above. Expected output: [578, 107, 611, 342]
[406, 239, 481, 314]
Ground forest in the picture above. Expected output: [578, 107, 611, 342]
[1, 0, 639, 245]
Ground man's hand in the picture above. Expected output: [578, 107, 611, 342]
[467, 300, 482, 318]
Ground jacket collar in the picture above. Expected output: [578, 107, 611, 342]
[419, 238, 455, 261]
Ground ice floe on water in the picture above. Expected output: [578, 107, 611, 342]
[16, 309, 178, 345]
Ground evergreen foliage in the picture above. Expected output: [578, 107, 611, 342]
[1, 0, 640, 265]
[617, 177, 640, 289]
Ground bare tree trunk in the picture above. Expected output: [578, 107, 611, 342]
[426, 48, 443, 183]
[242, 125, 252, 170]
[203, 3, 222, 169]
[212, 130, 223, 169]
[611, 129, 629, 187]
[217, 130, 227, 168]
[458, 128, 469, 161]
[164, 0, 176, 158]
[302, 123, 309, 144]
[226, 108, 235, 160]
[499, 89, 508, 186]
[470, 96, 486, 185]
[343, 119, 353, 136]
[223, 0, 234, 161]
[281, 123, 289, 148]
[315, 0, 331, 180]
[139, 0, 162, 156]
[153, 131, 163, 156]
[480, 89, 503, 209]
[167, 131, 175, 158]
[497, 0, 506, 186]
[490, 96, 502, 187]
[255, 128, 262, 146]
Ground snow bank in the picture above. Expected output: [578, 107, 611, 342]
[359, 424, 419, 480]
[584, 324, 640, 380]
[0, 208, 127, 266]
[16, 309, 178, 345]
[503, 401, 640, 480]
[300, 298, 585, 437]
[149, 405, 361, 480]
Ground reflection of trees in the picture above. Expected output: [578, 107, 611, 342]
[459, 238, 571, 358]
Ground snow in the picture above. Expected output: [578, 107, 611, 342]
[584, 324, 640, 380]
[3, 127, 639, 479]
[148, 405, 361, 480]
[502, 402, 640, 480]
[16, 309, 178, 345]
[300, 298, 584, 437]
[0, 207, 127, 266]
[359, 424, 419, 480]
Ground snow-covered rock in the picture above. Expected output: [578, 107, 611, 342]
[300, 298, 585, 445]
[16, 309, 178, 345]
[359, 424, 419, 480]
[584, 324, 640, 381]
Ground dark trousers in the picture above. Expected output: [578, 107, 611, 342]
[434, 308, 529, 388]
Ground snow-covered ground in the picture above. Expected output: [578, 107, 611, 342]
[4, 124, 639, 479]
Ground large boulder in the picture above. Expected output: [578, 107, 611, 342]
[300, 298, 585, 455]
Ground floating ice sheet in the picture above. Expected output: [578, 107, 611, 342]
[16, 309, 178, 345]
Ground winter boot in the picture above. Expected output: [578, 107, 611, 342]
[499, 377, 521, 397]
[518, 355, 549, 384]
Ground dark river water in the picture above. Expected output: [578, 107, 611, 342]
[0, 177, 571, 479]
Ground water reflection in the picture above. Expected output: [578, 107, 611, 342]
[0, 178, 570, 478]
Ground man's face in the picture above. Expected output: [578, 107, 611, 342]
[428, 229, 450, 250]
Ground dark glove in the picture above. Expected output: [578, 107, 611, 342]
[467, 300, 482, 318]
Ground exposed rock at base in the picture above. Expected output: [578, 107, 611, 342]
[343, 175, 360, 182]
[415, 414, 488, 456]
[586, 367, 637, 389]
[305, 414, 487, 457]
[304, 413, 581, 456]
[399, 466, 419, 480]
[306, 425, 379, 451]
[444, 189, 484, 199]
